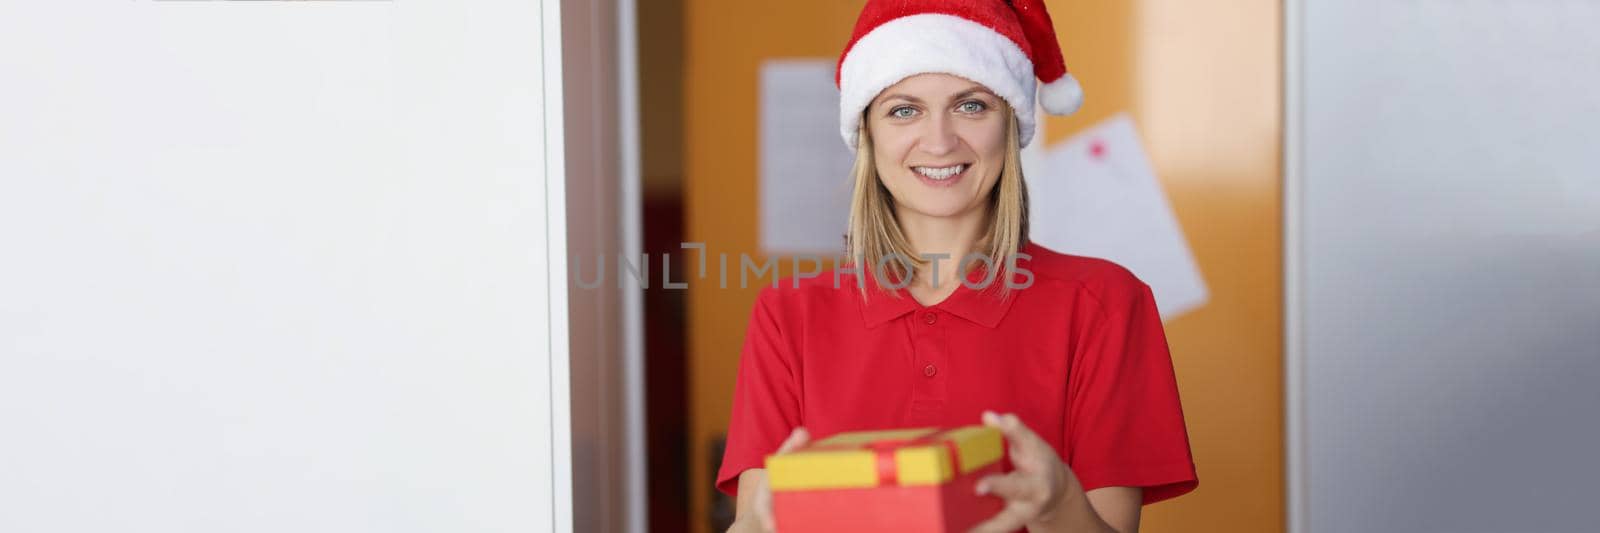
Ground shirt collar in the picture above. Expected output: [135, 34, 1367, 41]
[855, 263, 1020, 329]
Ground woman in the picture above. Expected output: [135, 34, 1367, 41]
[718, 1, 1197, 531]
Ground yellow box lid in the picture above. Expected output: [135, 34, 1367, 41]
[764, 425, 1004, 491]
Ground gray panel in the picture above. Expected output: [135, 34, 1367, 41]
[564, 0, 638, 531]
[1301, 1, 1600, 532]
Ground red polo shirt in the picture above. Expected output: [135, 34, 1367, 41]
[715, 242, 1199, 506]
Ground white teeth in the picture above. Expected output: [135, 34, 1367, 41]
[913, 164, 966, 180]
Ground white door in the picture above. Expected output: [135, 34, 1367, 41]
[0, 2, 571, 531]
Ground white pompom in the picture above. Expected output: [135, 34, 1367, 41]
[1038, 74, 1085, 116]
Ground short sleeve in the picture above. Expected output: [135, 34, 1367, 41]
[1065, 280, 1198, 505]
[714, 288, 804, 498]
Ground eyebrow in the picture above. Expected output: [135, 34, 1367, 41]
[875, 86, 998, 108]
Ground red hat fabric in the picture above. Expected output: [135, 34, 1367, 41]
[835, 0, 1084, 149]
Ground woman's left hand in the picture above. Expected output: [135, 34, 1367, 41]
[967, 411, 1087, 533]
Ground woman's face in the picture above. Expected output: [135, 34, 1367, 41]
[866, 73, 1009, 222]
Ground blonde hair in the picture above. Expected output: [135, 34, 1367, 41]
[844, 106, 1030, 295]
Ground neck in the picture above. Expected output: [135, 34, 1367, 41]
[895, 204, 989, 289]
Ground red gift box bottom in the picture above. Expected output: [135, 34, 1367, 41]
[772, 461, 1005, 532]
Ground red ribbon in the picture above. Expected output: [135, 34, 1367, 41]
[866, 432, 965, 486]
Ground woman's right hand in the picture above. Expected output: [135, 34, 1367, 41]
[726, 427, 811, 533]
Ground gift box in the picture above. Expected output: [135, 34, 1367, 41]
[764, 425, 1008, 532]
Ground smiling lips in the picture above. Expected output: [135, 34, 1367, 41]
[912, 164, 969, 186]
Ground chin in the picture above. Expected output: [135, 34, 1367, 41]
[898, 199, 982, 220]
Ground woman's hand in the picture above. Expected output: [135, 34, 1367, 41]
[968, 411, 1105, 533]
[726, 427, 811, 533]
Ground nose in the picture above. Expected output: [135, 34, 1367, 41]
[917, 113, 959, 156]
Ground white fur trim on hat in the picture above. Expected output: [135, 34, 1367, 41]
[1038, 73, 1084, 116]
[837, 14, 1038, 150]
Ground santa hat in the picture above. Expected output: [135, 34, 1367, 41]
[836, 0, 1084, 149]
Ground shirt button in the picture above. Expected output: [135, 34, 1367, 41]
[922, 312, 938, 325]
[923, 364, 937, 377]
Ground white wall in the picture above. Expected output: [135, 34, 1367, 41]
[1288, 1, 1600, 532]
[0, 2, 568, 531]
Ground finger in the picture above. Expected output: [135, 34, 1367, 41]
[975, 471, 1040, 502]
[982, 411, 1038, 442]
[981, 410, 1002, 427]
[966, 501, 1036, 533]
[982, 411, 1052, 468]
[754, 477, 776, 532]
[775, 427, 810, 454]
[756, 507, 775, 533]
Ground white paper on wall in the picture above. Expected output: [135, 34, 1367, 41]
[757, 59, 855, 255]
[1027, 113, 1209, 320]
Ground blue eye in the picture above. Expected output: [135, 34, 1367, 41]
[958, 100, 988, 114]
[890, 106, 918, 119]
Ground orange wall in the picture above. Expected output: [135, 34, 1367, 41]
[682, 1, 1282, 531]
